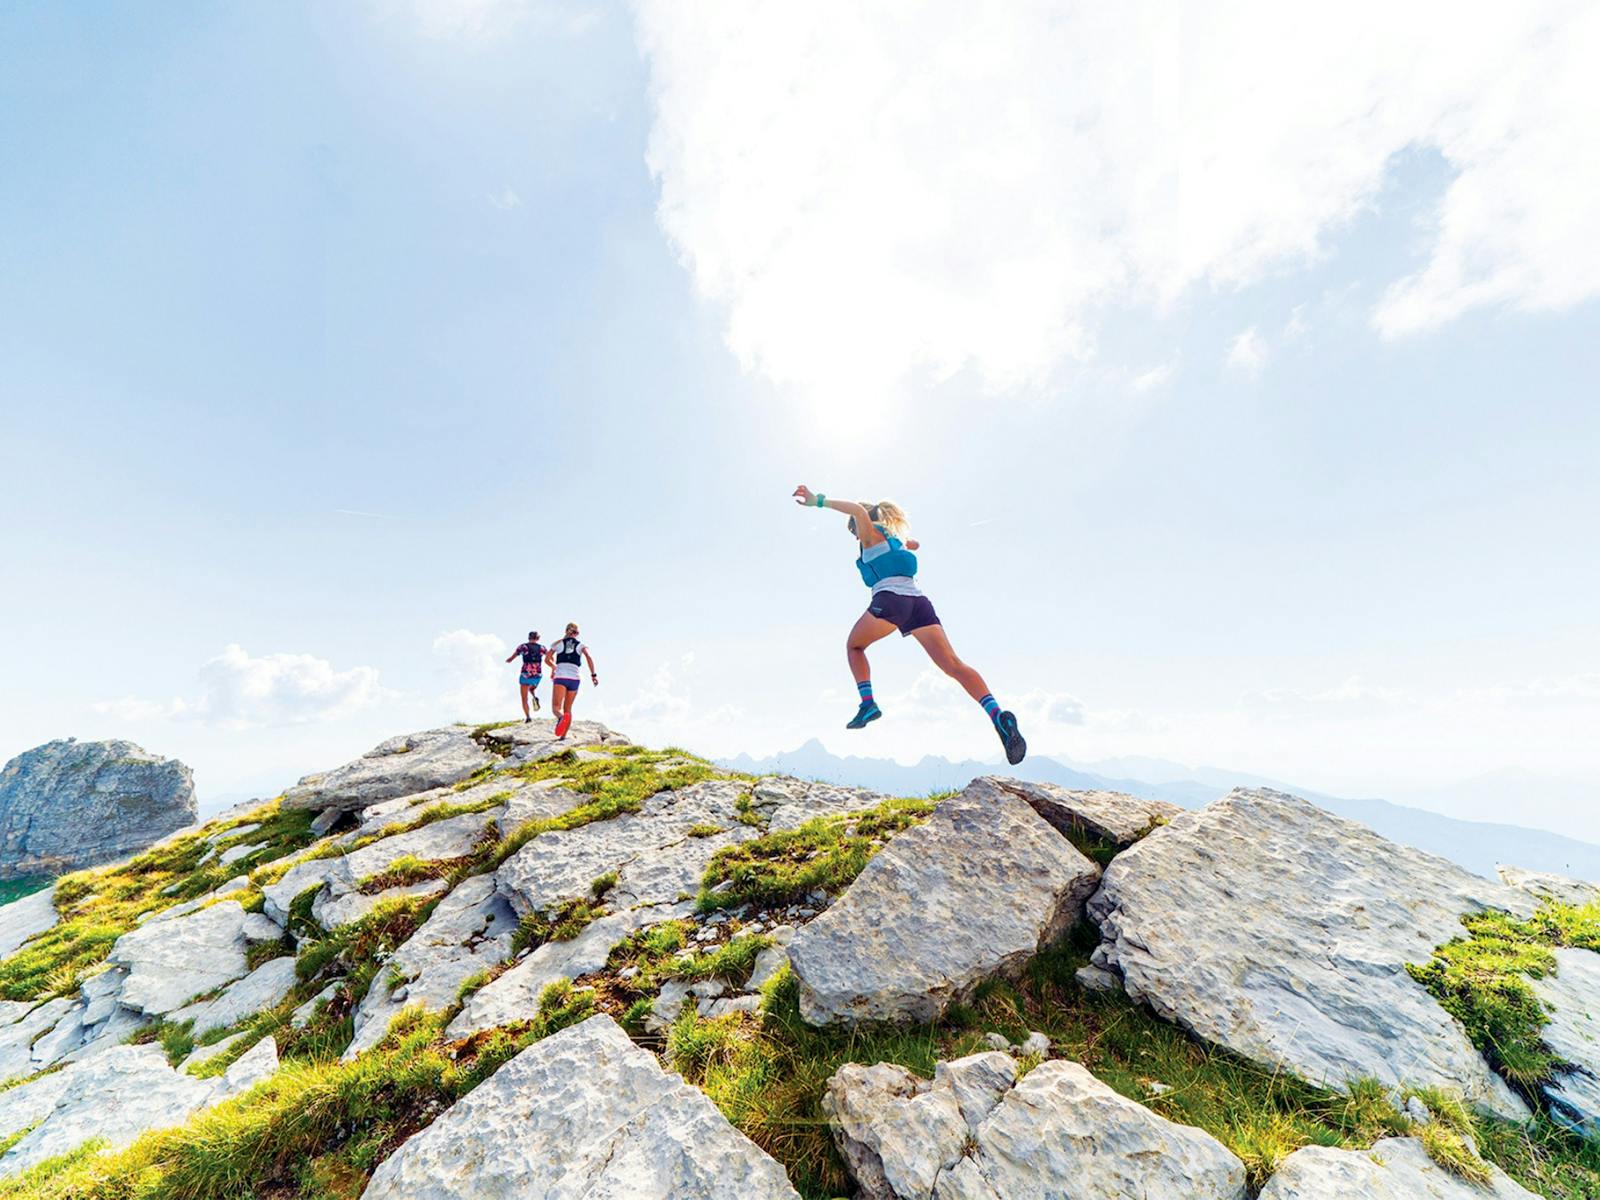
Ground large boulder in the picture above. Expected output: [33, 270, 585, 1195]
[787, 779, 1101, 1026]
[1089, 788, 1532, 1118]
[825, 1054, 1247, 1200]
[282, 728, 495, 814]
[980, 776, 1182, 846]
[0, 885, 57, 958]
[360, 1014, 799, 1199]
[1532, 947, 1600, 1135]
[0, 739, 196, 878]
[1258, 1136, 1538, 1199]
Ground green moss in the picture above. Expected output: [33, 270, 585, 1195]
[696, 798, 933, 914]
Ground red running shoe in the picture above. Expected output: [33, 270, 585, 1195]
[555, 711, 572, 739]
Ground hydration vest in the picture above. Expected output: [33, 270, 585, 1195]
[554, 637, 583, 667]
[856, 525, 919, 588]
[521, 643, 544, 667]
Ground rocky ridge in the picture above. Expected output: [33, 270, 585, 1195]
[0, 724, 1597, 1198]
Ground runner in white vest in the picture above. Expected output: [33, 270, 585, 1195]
[544, 621, 598, 740]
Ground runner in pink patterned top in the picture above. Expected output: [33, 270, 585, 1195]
[504, 631, 546, 722]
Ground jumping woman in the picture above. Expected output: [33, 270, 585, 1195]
[793, 486, 1027, 765]
[544, 622, 598, 740]
[505, 630, 546, 722]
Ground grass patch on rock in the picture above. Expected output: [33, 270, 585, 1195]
[1408, 901, 1600, 1090]
[695, 798, 934, 915]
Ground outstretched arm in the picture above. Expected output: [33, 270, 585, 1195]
[583, 648, 598, 682]
[792, 485, 884, 547]
[505, 651, 518, 663]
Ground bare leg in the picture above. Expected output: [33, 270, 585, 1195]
[910, 624, 992, 703]
[552, 683, 573, 720]
[519, 683, 532, 719]
[846, 610, 897, 685]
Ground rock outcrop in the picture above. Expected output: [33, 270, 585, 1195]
[787, 778, 1101, 1025]
[0, 739, 196, 877]
[359, 1014, 799, 1200]
[825, 1053, 1247, 1199]
[1258, 1136, 1538, 1198]
[282, 727, 495, 813]
[1089, 788, 1532, 1118]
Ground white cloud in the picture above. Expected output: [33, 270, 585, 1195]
[94, 644, 390, 730]
[1225, 326, 1268, 378]
[1130, 362, 1177, 393]
[636, 2, 1600, 409]
[432, 629, 510, 719]
[1241, 675, 1404, 720]
[488, 186, 522, 211]
[592, 656, 741, 736]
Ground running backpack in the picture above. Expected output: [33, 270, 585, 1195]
[555, 638, 582, 666]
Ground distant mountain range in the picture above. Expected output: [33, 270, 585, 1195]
[719, 739, 1600, 883]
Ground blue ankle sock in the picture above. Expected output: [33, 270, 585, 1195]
[979, 694, 1002, 722]
[857, 681, 875, 706]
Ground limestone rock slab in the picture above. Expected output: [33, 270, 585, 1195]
[1533, 947, 1600, 1135]
[187, 955, 299, 1037]
[448, 906, 668, 1037]
[347, 874, 517, 1057]
[282, 727, 494, 814]
[1089, 788, 1533, 1119]
[1258, 1136, 1538, 1199]
[0, 1044, 216, 1177]
[788, 779, 1100, 1025]
[107, 900, 277, 1016]
[361, 1013, 797, 1200]
[0, 886, 57, 959]
[494, 779, 755, 917]
[980, 775, 1182, 846]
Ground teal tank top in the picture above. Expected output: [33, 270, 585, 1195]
[856, 525, 919, 588]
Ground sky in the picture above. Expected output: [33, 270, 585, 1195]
[1, 1, 1597, 837]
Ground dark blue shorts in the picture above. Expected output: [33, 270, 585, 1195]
[552, 676, 580, 693]
[868, 592, 941, 636]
